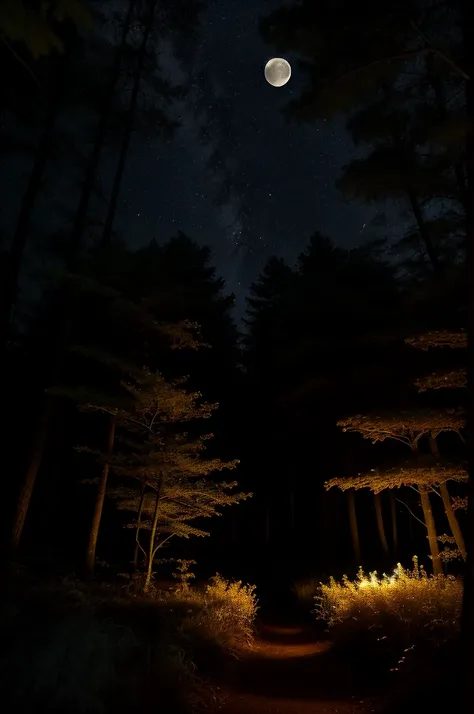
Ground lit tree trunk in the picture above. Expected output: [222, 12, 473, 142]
[144, 472, 163, 593]
[101, 0, 155, 248]
[8, 1, 136, 555]
[439, 482, 466, 560]
[374, 492, 389, 555]
[418, 484, 442, 575]
[85, 418, 115, 576]
[347, 488, 361, 564]
[429, 434, 466, 559]
[389, 490, 398, 557]
[133, 483, 146, 569]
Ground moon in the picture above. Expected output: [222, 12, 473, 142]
[264, 57, 291, 87]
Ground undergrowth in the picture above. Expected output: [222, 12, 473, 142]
[0, 563, 258, 714]
[314, 557, 462, 671]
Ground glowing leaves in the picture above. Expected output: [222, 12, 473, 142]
[405, 330, 467, 350]
[326, 463, 468, 494]
[415, 369, 467, 392]
[337, 409, 465, 447]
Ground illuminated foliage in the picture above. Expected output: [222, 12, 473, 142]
[337, 409, 465, 447]
[452, 496, 468, 512]
[405, 330, 467, 350]
[333, 409, 467, 572]
[80, 370, 250, 588]
[414, 368, 466, 392]
[163, 571, 258, 654]
[315, 558, 462, 665]
[326, 463, 467, 494]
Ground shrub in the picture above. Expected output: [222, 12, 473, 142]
[314, 557, 462, 670]
[165, 573, 258, 658]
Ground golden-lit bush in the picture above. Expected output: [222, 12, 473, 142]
[315, 557, 462, 668]
[165, 574, 258, 656]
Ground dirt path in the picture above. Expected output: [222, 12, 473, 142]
[218, 621, 378, 714]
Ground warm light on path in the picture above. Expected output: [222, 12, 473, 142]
[220, 622, 373, 713]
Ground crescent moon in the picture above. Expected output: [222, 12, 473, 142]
[264, 57, 291, 87]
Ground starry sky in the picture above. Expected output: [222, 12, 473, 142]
[113, 0, 393, 315]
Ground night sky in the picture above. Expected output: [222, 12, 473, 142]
[117, 0, 386, 315]
[0, 0, 403, 319]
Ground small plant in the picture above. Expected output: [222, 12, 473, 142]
[172, 559, 197, 592]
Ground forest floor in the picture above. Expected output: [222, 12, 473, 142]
[216, 612, 381, 714]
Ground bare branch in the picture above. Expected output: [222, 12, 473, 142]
[395, 497, 427, 529]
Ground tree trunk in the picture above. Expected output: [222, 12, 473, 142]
[439, 482, 466, 560]
[426, 55, 468, 213]
[10, 394, 56, 553]
[0, 40, 74, 355]
[8, 2, 136, 555]
[101, 0, 155, 248]
[85, 418, 115, 576]
[347, 489, 361, 564]
[144, 472, 163, 593]
[429, 434, 465, 559]
[389, 491, 398, 557]
[461, 12, 474, 708]
[406, 188, 442, 276]
[70, 0, 136, 259]
[374, 492, 389, 555]
[418, 485, 442, 575]
[133, 483, 146, 569]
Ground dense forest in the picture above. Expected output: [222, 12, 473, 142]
[0, 1, 473, 713]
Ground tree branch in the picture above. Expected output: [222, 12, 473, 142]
[396, 496, 427, 528]
[0, 32, 41, 89]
